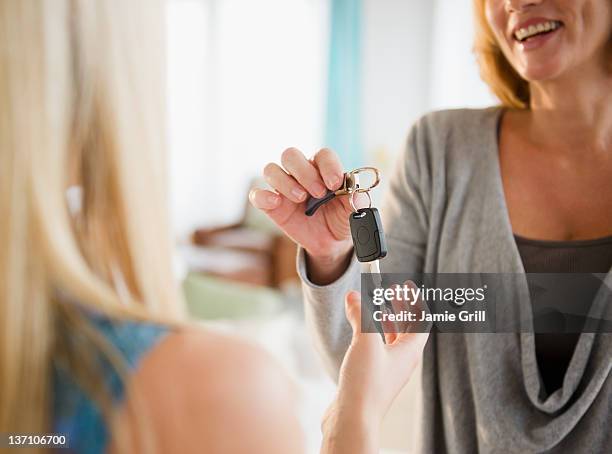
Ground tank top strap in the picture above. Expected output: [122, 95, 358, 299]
[53, 315, 169, 454]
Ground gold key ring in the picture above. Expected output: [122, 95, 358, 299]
[348, 167, 381, 193]
[305, 166, 381, 217]
[334, 166, 381, 197]
[349, 189, 372, 213]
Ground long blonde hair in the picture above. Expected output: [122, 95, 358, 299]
[0, 0, 183, 445]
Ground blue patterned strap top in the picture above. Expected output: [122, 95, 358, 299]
[53, 315, 169, 454]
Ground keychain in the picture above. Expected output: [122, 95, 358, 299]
[304, 166, 387, 279]
[304, 167, 381, 216]
[305, 166, 389, 339]
[305, 167, 387, 266]
[348, 192, 387, 266]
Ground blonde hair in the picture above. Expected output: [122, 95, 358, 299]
[473, 0, 530, 109]
[1, 0, 183, 448]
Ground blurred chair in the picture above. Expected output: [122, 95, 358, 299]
[179, 180, 298, 320]
[187, 179, 298, 289]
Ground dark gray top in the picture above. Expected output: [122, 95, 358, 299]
[298, 108, 612, 453]
[516, 234, 612, 395]
[515, 234, 612, 274]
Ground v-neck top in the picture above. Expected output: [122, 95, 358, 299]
[298, 107, 612, 453]
[514, 234, 612, 393]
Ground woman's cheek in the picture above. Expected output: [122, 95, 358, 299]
[485, 1, 510, 49]
[487, 14, 514, 69]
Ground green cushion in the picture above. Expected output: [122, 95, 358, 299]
[183, 272, 283, 320]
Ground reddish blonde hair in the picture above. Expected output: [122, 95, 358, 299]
[472, 0, 530, 109]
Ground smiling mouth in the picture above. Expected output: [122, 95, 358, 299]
[514, 20, 563, 42]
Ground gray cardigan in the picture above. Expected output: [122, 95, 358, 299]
[298, 108, 611, 453]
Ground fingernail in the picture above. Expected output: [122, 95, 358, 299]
[326, 175, 340, 190]
[291, 188, 307, 201]
[313, 182, 327, 198]
[268, 194, 280, 206]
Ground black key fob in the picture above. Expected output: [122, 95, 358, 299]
[349, 208, 387, 262]
[305, 190, 336, 216]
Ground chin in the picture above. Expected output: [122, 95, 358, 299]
[518, 60, 566, 82]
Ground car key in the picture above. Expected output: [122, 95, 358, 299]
[349, 207, 387, 263]
[350, 205, 389, 340]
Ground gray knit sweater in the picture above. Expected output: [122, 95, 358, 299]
[298, 108, 611, 453]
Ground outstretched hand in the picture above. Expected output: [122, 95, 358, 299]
[337, 287, 429, 420]
[321, 285, 429, 454]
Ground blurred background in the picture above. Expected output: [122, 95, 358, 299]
[166, 0, 495, 452]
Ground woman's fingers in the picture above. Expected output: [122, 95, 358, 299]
[388, 282, 415, 334]
[313, 148, 344, 191]
[375, 281, 431, 345]
[344, 291, 362, 340]
[281, 147, 328, 198]
[392, 332, 429, 370]
[248, 188, 299, 227]
[259, 146, 347, 209]
[263, 162, 308, 204]
[379, 312, 397, 343]
[392, 282, 430, 352]
[248, 187, 281, 210]
[346, 290, 399, 344]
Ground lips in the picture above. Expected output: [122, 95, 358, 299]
[512, 18, 564, 43]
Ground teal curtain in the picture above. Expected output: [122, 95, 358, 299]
[325, 0, 363, 170]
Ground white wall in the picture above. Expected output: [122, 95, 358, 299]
[167, 0, 212, 242]
[429, 0, 496, 110]
[362, 0, 436, 161]
[167, 0, 328, 240]
[214, 0, 329, 227]
[362, 0, 495, 163]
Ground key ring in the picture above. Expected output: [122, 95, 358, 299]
[304, 166, 381, 216]
[349, 189, 372, 213]
[346, 167, 381, 194]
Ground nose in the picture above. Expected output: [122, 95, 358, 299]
[505, 0, 543, 13]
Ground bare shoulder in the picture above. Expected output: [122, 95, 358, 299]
[109, 327, 303, 454]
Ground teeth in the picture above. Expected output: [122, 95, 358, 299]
[514, 20, 560, 42]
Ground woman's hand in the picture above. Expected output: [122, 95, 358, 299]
[249, 148, 364, 284]
[321, 288, 429, 454]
